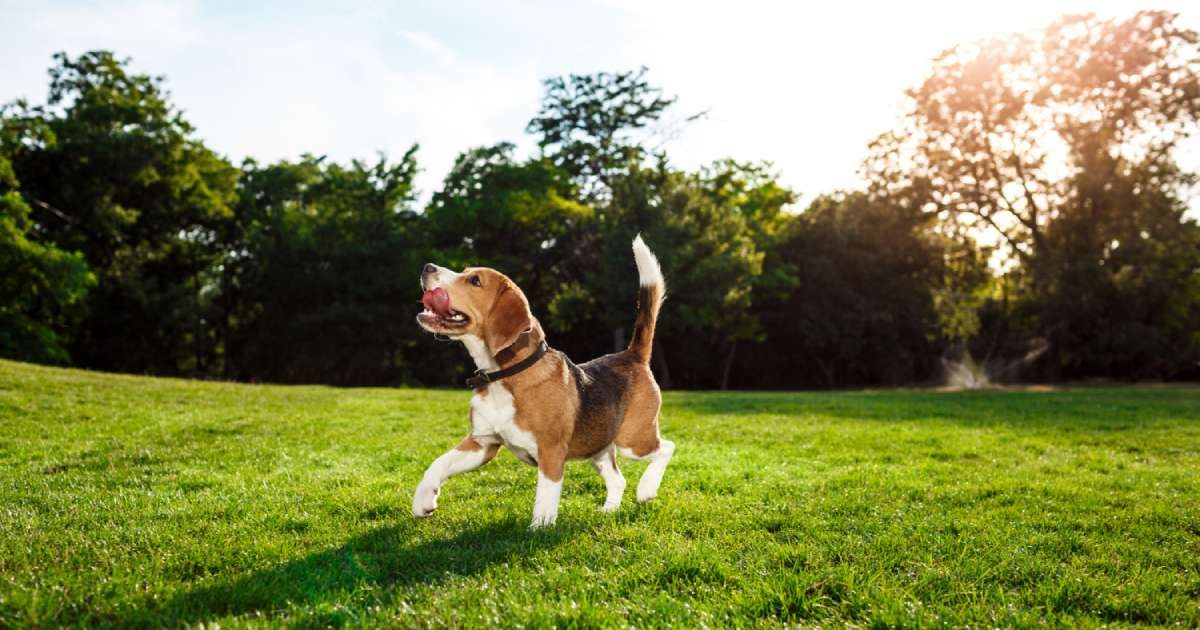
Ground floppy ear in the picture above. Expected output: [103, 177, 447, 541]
[484, 284, 532, 353]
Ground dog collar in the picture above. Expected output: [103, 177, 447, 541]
[465, 341, 549, 390]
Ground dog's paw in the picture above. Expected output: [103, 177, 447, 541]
[600, 500, 621, 513]
[412, 483, 439, 518]
[528, 511, 557, 529]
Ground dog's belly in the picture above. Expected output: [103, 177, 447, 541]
[470, 382, 539, 466]
[505, 444, 538, 466]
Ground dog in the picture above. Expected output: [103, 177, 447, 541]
[412, 235, 675, 528]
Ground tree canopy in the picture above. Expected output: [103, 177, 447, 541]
[868, 10, 1200, 379]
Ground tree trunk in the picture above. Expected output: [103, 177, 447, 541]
[191, 250, 205, 376]
[652, 338, 672, 389]
[719, 341, 737, 390]
[812, 354, 836, 389]
[612, 327, 625, 353]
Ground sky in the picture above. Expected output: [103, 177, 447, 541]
[1, 0, 1197, 207]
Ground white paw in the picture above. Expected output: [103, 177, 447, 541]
[529, 511, 558, 529]
[636, 488, 658, 503]
[600, 501, 621, 513]
[412, 483, 439, 518]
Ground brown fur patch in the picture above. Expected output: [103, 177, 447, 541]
[627, 284, 663, 363]
[613, 367, 663, 456]
[455, 436, 501, 464]
[455, 435, 484, 451]
[484, 284, 532, 352]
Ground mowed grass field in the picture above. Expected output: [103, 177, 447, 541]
[1, 360, 1198, 627]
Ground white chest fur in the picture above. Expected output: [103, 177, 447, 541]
[470, 383, 538, 464]
[462, 334, 539, 465]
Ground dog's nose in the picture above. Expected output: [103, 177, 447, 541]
[422, 263, 437, 275]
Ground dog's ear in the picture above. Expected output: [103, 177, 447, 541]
[484, 283, 532, 353]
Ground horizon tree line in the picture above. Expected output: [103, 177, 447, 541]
[3, 10, 1199, 389]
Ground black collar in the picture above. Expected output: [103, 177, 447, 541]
[465, 340, 548, 390]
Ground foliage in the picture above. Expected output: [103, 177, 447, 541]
[743, 192, 949, 388]
[868, 10, 1200, 379]
[426, 143, 592, 317]
[223, 151, 425, 385]
[1, 51, 238, 374]
[3, 360, 1199, 626]
[1034, 157, 1200, 378]
[596, 161, 766, 388]
[0, 155, 94, 363]
[527, 67, 676, 199]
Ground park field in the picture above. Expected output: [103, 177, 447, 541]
[0, 359, 1198, 627]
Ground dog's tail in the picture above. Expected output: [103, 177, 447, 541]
[627, 234, 665, 364]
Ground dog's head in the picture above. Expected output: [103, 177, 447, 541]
[417, 263, 533, 353]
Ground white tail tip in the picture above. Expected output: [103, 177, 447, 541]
[632, 234, 664, 288]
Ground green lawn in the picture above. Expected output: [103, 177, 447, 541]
[1, 360, 1198, 627]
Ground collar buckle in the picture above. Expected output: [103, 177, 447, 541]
[465, 369, 491, 390]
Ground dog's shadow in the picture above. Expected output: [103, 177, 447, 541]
[132, 519, 572, 626]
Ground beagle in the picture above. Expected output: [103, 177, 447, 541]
[412, 236, 675, 528]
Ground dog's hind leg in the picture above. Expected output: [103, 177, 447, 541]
[412, 435, 499, 518]
[615, 378, 674, 503]
[591, 445, 626, 512]
[620, 437, 675, 503]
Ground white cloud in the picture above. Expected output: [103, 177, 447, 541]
[397, 29, 457, 67]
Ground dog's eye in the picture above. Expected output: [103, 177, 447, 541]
[469, 275, 482, 287]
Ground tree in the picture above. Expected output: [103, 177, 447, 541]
[868, 11, 1200, 378]
[423, 143, 612, 374]
[742, 192, 949, 388]
[2, 51, 238, 374]
[1033, 157, 1200, 378]
[527, 67, 676, 199]
[698, 160, 798, 388]
[0, 153, 94, 363]
[598, 160, 764, 389]
[223, 151, 427, 385]
[426, 144, 592, 310]
[525, 69, 770, 388]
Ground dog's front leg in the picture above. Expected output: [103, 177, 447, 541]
[412, 435, 499, 518]
[530, 447, 566, 529]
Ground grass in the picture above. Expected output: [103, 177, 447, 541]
[0, 359, 1198, 627]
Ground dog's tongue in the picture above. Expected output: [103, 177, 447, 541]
[422, 287, 453, 318]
